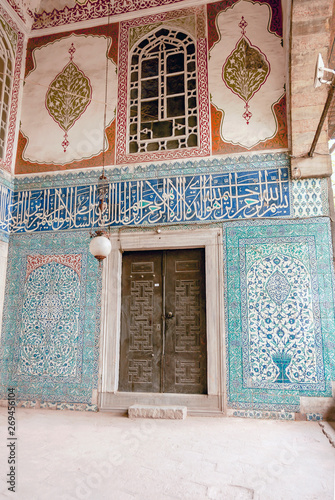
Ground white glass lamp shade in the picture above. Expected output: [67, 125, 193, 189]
[89, 235, 112, 261]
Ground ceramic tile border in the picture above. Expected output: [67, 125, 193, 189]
[227, 409, 295, 420]
[292, 178, 329, 218]
[14, 153, 291, 190]
[306, 413, 323, 421]
[0, 399, 98, 411]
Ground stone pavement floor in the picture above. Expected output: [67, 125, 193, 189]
[0, 408, 334, 500]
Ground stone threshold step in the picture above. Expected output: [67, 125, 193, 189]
[128, 405, 187, 420]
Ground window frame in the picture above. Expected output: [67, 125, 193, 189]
[116, 10, 210, 164]
[0, 32, 13, 161]
[128, 27, 198, 155]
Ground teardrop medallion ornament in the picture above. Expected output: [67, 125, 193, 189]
[222, 17, 270, 124]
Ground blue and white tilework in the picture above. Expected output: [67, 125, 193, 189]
[292, 178, 329, 217]
[0, 230, 102, 404]
[0, 150, 333, 411]
[224, 217, 335, 411]
[241, 238, 323, 391]
[18, 259, 80, 378]
[11, 168, 291, 232]
[14, 153, 292, 189]
[0, 172, 13, 242]
[306, 413, 323, 421]
[230, 410, 295, 420]
[9, 153, 329, 235]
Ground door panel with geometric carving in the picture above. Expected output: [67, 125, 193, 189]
[164, 249, 207, 394]
[119, 251, 162, 393]
[119, 249, 207, 394]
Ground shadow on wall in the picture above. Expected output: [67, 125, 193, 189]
[324, 402, 335, 430]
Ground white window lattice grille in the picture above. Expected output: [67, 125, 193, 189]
[0, 34, 12, 159]
[128, 28, 198, 154]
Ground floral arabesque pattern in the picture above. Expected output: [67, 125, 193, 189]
[222, 16, 270, 124]
[17, 261, 80, 378]
[246, 250, 317, 386]
[225, 219, 333, 412]
[45, 44, 92, 153]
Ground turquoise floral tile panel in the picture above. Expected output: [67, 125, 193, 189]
[0, 231, 101, 404]
[18, 256, 82, 378]
[241, 238, 323, 390]
[224, 218, 335, 411]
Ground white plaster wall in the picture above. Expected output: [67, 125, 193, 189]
[0, 240, 8, 339]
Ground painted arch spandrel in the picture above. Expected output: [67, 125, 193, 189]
[208, 0, 287, 153]
[17, 26, 118, 174]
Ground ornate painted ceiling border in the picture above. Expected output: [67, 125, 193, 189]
[5, 0, 33, 26]
[32, 0, 185, 30]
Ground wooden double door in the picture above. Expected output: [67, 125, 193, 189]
[119, 248, 207, 394]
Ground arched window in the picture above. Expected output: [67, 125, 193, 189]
[0, 33, 13, 159]
[128, 28, 198, 154]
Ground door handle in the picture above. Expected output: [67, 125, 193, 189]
[166, 311, 174, 318]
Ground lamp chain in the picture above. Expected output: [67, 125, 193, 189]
[101, 2, 111, 180]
